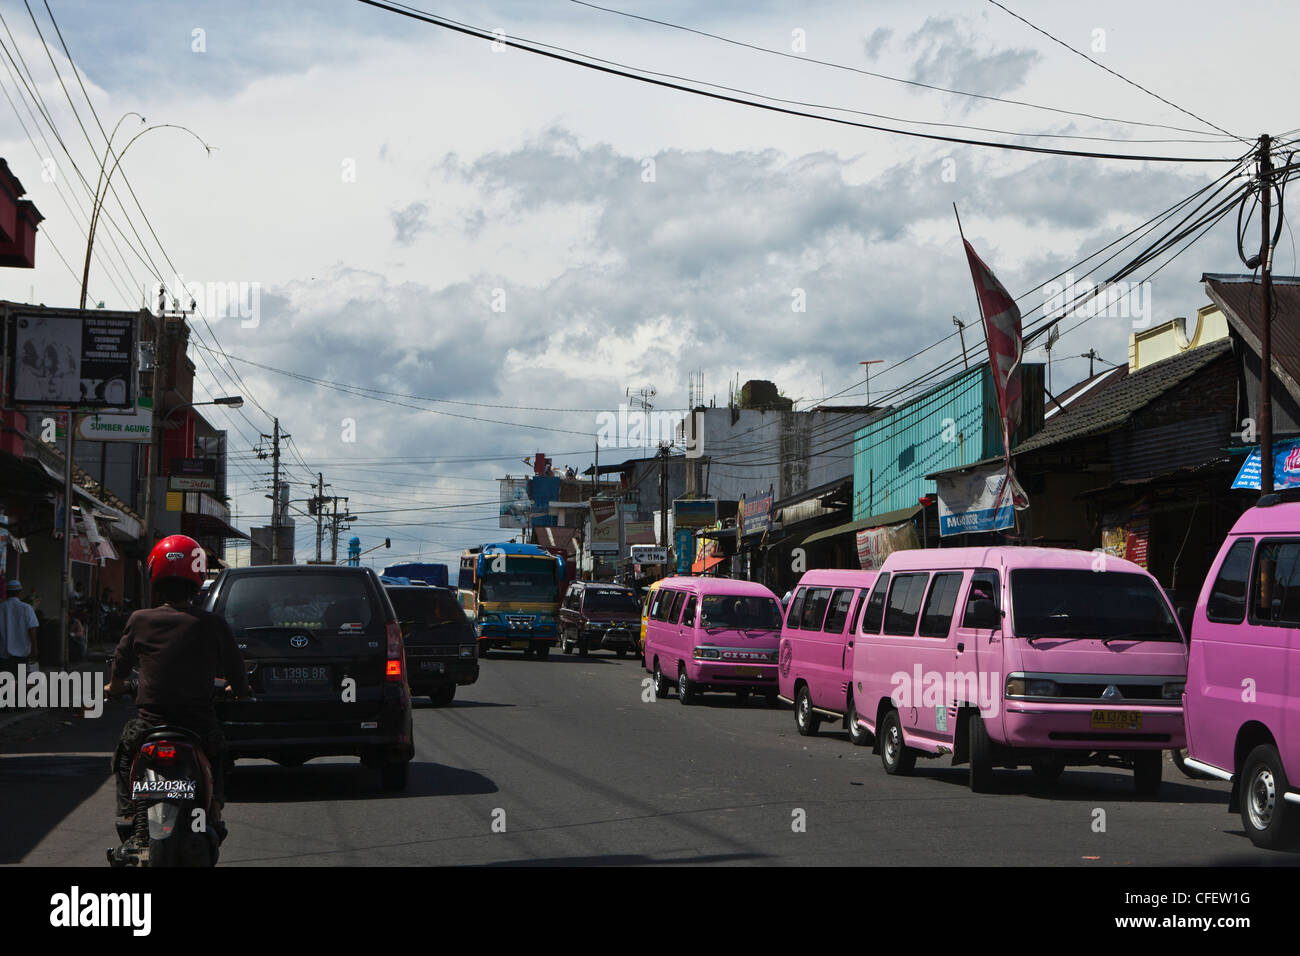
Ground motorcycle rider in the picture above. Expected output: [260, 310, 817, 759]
[106, 534, 249, 844]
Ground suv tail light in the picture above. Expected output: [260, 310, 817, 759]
[386, 620, 405, 682]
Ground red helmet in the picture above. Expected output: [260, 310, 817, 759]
[148, 534, 207, 588]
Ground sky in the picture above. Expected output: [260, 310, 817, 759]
[0, 0, 1292, 567]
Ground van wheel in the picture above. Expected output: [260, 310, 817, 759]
[1030, 755, 1065, 782]
[879, 709, 915, 775]
[677, 667, 697, 705]
[1133, 751, 1162, 796]
[763, 690, 779, 708]
[847, 696, 871, 747]
[1239, 745, 1300, 849]
[795, 685, 820, 736]
[536, 644, 550, 661]
[616, 648, 627, 658]
[652, 661, 670, 699]
[969, 714, 995, 793]
[561, 632, 572, 654]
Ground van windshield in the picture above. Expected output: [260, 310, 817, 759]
[700, 594, 783, 630]
[1010, 569, 1181, 642]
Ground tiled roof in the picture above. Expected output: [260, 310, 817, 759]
[1014, 339, 1232, 455]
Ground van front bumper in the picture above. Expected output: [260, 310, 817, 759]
[688, 660, 779, 690]
[1000, 702, 1185, 749]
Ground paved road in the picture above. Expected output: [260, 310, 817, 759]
[0, 651, 1285, 866]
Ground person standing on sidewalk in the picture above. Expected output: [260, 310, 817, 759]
[0, 580, 39, 675]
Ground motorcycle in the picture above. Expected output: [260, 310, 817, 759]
[107, 676, 227, 868]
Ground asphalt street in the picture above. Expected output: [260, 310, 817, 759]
[0, 651, 1279, 866]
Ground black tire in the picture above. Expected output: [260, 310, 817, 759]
[616, 648, 627, 658]
[677, 667, 697, 705]
[879, 709, 915, 775]
[561, 631, 572, 654]
[653, 660, 670, 699]
[1133, 750, 1162, 796]
[429, 685, 456, 707]
[795, 685, 820, 736]
[477, 643, 490, 659]
[1030, 754, 1066, 782]
[381, 760, 410, 791]
[847, 695, 871, 747]
[1239, 744, 1300, 849]
[578, 640, 589, 658]
[537, 644, 550, 661]
[763, 690, 779, 708]
[736, 689, 750, 703]
[969, 713, 995, 793]
[146, 832, 181, 868]
[523, 645, 535, 658]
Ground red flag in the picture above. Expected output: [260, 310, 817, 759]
[962, 239, 1023, 435]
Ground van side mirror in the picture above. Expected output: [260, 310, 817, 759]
[1176, 605, 1193, 640]
[967, 598, 999, 630]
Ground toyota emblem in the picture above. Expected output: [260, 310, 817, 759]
[289, 635, 309, 648]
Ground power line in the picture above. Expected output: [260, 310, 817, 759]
[569, 0, 1236, 141]
[984, 0, 1247, 145]
[353, 0, 1237, 164]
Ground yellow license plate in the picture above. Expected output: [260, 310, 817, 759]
[735, 666, 761, 678]
[1091, 709, 1142, 730]
[510, 641, 529, 650]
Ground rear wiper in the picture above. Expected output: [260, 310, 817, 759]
[239, 625, 311, 632]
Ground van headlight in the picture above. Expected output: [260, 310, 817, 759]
[1162, 681, 1185, 699]
[693, 647, 721, 660]
[1006, 676, 1060, 698]
[460, 644, 476, 658]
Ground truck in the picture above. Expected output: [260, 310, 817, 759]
[457, 543, 565, 659]
[382, 563, 449, 589]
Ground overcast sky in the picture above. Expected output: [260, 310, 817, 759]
[0, 0, 1290, 565]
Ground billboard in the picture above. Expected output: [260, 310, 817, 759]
[498, 478, 532, 528]
[7, 310, 137, 410]
[673, 498, 717, 528]
[77, 396, 152, 442]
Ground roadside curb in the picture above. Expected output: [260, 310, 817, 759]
[0, 647, 113, 733]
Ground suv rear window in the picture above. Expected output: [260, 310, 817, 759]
[222, 573, 383, 635]
[584, 588, 640, 613]
[388, 587, 464, 626]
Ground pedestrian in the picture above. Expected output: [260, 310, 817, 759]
[0, 580, 39, 675]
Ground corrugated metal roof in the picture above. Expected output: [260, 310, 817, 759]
[1204, 272, 1300, 401]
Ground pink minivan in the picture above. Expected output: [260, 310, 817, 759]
[1183, 495, 1300, 848]
[643, 578, 784, 705]
[852, 546, 1187, 793]
[777, 569, 878, 744]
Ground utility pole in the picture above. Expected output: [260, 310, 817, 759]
[952, 316, 968, 369]
[258, 418, 290, 564]
[314, 472, 325, 563]
[658, 443, 668, 554]
[1081, 348, 1099, 378]
[1259, 133, 1276, 495]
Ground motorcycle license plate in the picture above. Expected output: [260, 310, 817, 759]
[1091, 709, 1142, 730]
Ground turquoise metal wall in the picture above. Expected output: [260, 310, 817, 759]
[852, 362, 1043, 522]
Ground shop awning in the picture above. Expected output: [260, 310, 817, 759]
[691, 555, 726, 574]
[799, 505, 923, 546]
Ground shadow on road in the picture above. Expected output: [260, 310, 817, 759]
[226, 759, 497, 803]
[905, 763, 1229, 804]
[478, 851, 767, 866]
[0, 753, 112, 864]
[411, 699, 514, 710]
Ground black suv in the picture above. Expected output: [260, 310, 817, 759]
[206, 565, 414, 789]
[385, 584, 478, 705]
[559, 581, 641, 657]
